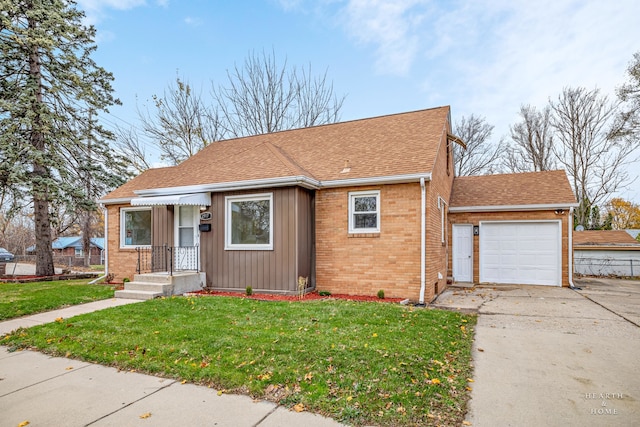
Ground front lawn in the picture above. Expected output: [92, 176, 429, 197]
[3, 296, 476, 426]
[0, 279, 115, 320]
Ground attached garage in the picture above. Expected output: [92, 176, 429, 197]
[448, 171, 578, 288]
[480, 221, 561, 286]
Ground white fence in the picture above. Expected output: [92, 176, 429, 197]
[574, 256, 639, 277]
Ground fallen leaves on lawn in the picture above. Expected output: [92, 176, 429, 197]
[257, 371, 272, 381]
[293, 403, 305, 412]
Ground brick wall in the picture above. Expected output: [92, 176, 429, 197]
[106, 204, 139, 282]
[315, 127, 454, 302]
[448, 210, 572, 286]
[424, 135, 455, 301]
[315, 183, 423, 299]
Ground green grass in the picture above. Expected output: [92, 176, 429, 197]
[0, 279, 115, 320]
[2, 296, 475, 426]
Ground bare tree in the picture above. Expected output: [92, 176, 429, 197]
[138, 76, 224, 165]
[453, 114, 503, 176]
[551, 87, 637, 228]
[113, 125, 153, 174]
[504, 105, 556, 172]
[213, 50, 345, 138]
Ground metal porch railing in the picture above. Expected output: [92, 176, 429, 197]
[136, 245, 199, 275]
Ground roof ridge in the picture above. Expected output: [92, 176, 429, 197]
[263, 141, 317, 180]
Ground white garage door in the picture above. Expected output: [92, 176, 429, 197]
[480, 221, 561, 286]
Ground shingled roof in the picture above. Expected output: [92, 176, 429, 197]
[573, 230, 640, 246]
[449, 170, 577, 211]
[101, 107, 451, 202]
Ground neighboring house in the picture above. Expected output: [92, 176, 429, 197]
[99, 107, 578, 302]
[574, 230, 640, 277]
[27, 236, 105, 266]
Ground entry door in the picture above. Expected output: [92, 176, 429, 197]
[175, 205, 199, 270]
[453, 224, 473, 282]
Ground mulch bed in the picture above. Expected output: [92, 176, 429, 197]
[186, 289, 406, 303]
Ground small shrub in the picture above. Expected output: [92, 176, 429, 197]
[318, 290, 331, 296]
[377, 289, 385, 299]
[123, 277, 130, 283]
[245, 286, 253, 296]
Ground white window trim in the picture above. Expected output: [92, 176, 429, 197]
[348, 190, 380, 233]
[74, 247, 83, 258]
[225, 193, 274, 250]
[120, 207, 152, 249]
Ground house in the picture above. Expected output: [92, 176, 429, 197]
[573, 230, 640, 277]
[99, 106, 578, 302]
[27, 236, 105, 266]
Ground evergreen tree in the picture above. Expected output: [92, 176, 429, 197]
[0, 0, 127, 275]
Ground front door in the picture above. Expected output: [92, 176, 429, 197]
[452, 224, 473, 283]
[175, 205, 199, 270]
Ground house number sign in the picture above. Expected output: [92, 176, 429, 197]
[200, 212, 212, 221]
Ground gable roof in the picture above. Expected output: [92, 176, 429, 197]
[573, 230, 640, 246]
[449, 170, 578, 212]
[101, 107, 451, 202]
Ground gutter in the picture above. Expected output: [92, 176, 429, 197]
[418, 177, 427, 305]
[89, 204, 108, 285]
[449, 202, 580, 213]
[99, 173, 436, 205]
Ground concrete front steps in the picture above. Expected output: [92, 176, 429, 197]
[115, 272, 206, 300]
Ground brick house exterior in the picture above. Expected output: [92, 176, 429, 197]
[100, 107, 577, 302]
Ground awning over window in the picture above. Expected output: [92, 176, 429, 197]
[130, 192, 211, 206]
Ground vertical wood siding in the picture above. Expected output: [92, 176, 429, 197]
[151, 206, 174, 247]
[201, 187, 315, 293]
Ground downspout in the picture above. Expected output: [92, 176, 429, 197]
[568, 206, 579, 290]
[89, 204, 108, 284]
[418, 177, 426, 305]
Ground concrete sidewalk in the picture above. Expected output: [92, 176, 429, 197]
[0, 300, 344, 427]
[434, 279, 640, 426]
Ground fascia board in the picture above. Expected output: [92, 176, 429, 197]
[133, 173, 432, 197]
[97, 197, 133, 205]
[135, 176, 321, 196]
[320, 173, 432, 188]
[449, 202, 579, 213]
[573, 245, 640, 251]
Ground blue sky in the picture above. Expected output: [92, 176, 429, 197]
[78, 0, 640, 202]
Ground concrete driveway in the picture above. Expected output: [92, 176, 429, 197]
[434, 278, 640, 426]
[1, 262, 63, 276]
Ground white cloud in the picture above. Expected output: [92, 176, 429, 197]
[339, 0, 432, 75]
[183, 16, 202, 26]
[77, 0, 147, 24]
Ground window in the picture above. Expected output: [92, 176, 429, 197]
[75, 248, 83, 258]
[120, 207, 152, 248]
[349, 190, 380, 233]
[225, 193, 273, 250]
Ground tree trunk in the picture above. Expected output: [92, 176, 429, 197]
[29, 16, 55, 276]
[83, 213, 91, 267]
[33, 184, 55, 276]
